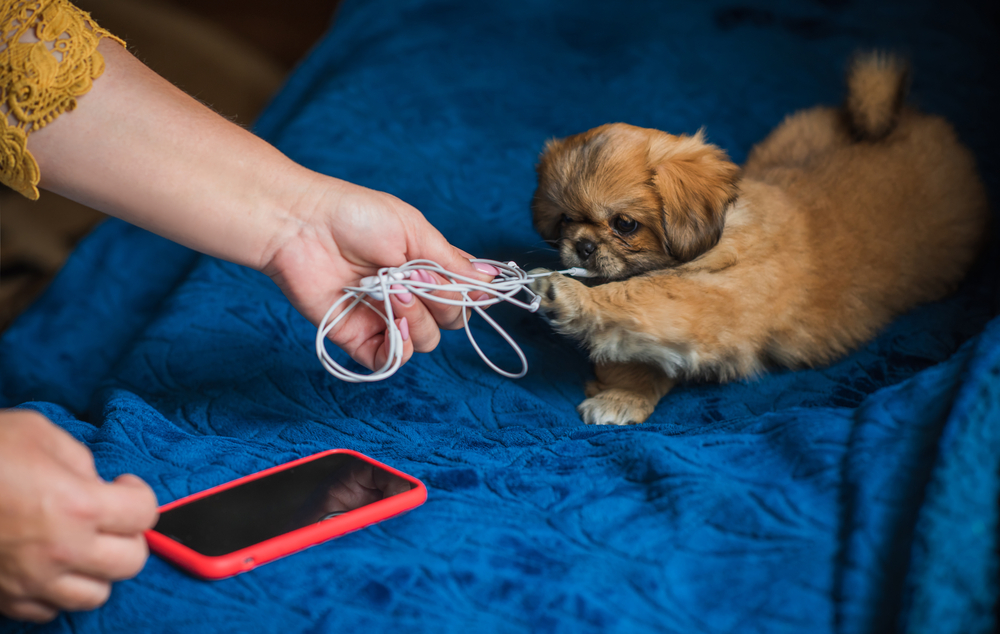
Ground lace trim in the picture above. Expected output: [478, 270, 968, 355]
[1, 0, 123, 199]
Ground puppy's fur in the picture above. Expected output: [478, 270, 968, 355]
[530, 53, 989, 425]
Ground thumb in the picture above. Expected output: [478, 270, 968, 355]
[95, 474, 159, 533]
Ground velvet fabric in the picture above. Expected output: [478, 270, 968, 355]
[2, 0, 998, 632]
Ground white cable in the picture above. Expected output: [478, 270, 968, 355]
[315, 259, 590, 382]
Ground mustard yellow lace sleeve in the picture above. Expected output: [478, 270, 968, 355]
[1, 0, 123, 199]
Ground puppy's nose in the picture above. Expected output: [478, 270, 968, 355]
[576, 240, 597, 260]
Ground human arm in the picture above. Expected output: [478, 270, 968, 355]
[25, 39, 495, 370]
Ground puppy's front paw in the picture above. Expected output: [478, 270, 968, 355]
[577, 389, 656, 425]
[529, 269, 590, 337]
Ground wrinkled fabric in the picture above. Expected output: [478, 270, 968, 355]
[1, 0, 998, 632]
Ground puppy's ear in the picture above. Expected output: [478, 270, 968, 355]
[532, 137, 570, 242]
[649, 131, 740, 262]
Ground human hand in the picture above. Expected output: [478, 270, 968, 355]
[0, 410, 159, 622]
[263, 177, 498, 371]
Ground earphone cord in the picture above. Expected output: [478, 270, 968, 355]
[315, 259, 588, 382]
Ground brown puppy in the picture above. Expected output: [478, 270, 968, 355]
[530, 53, 989, 425]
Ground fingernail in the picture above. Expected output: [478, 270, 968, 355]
[473, 261, 500, 277]
[399, 317, 410, 341]
[472, 292, 490, 303]
[392, 285, 414, 305]
[414, 269, 435, 285]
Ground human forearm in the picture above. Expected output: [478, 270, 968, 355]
[27, 39, 312, 270]
[25, 37, 495, 371]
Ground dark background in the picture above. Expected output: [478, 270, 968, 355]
[150, 0, 341, 69]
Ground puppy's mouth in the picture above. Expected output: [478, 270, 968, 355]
[559, 242, 672, 284]
[558, 244, 629, 283]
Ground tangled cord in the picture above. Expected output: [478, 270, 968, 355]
[316, 259, 589, 382]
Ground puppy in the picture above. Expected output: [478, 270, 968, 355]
[530, 53, 989, 425]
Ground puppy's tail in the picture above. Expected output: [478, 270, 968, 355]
[843, 51, 910, 141]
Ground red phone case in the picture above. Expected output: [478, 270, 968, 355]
[145, 449, 427, 579]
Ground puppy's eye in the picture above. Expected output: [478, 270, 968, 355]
[614, 216, 638, 234]
[561, 214, 572, 224]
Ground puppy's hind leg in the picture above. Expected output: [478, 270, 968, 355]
[579, 361, 676, 425]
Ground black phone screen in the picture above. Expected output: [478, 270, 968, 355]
[153, 453, 415, 556]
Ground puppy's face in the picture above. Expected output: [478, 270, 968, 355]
[531, 123, 740, 280]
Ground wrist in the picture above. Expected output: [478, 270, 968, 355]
[255, 169, 348, 275]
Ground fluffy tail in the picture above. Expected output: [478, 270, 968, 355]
[843, 51, 910, 140]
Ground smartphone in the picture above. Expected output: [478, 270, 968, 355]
[145, 449, 427, 579]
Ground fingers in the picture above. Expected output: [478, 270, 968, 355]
[360, 322, 413, 372]
[0, 412, 154, 623]
[430, 262, 500, 331]
[388, 286, 441, 354]
[333, 257, 498, 368]
[0, 597, 59, 623]
[406, 225, 499, 329]
[6, 492, 150, 620]
[74, 533, 149, 581]
[320, 299, 415, 372]
[41, 574, 111, 613]
[1, 573, 113, 622]
[402, 262, 498, 331]
[93, 475, 159, 535]
[315, 241, 499, 371]
[405, 268, 469, 331]
[46, 475, 153, 585]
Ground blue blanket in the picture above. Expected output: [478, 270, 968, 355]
[2, 0, 998, 632]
